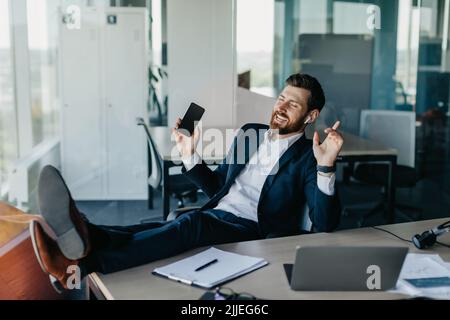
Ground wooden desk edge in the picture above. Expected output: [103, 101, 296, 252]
[88, 273, 114, 300]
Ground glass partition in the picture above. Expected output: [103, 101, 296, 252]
[237, 0, 450, 216]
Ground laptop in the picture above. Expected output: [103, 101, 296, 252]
[284, 246, 408, 291]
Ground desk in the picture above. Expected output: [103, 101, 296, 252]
[87, 218, 450, 300]
[148, 126, 397, 221]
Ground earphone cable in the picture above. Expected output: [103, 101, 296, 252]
[371, 226, 412, 243]
[436, 241, 450, 249]
[372, 226, 450, 248]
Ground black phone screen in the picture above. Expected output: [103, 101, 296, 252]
[178, 102, 205, 136]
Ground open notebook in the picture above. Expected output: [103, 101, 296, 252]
[152, 247, 268, 289]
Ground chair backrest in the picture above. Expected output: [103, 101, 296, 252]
[136, 118, 163, 188]
[359, 110, 416, 167]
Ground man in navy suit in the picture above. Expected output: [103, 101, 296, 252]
[27, 73, 344, 290]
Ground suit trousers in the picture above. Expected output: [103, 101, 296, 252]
[81, 209, 261, 274]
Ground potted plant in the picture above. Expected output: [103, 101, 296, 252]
[148, 65, 168, 126]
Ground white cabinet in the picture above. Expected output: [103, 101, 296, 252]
[59, 7, 148, 200]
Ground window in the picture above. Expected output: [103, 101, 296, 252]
[333, 2, 375, 35]
[395, 0, 420, 109]
[0, 0, 18, 193]
[236, 0, 275, 96]
[149, 0, 169, 125]
[27, 0, 60, 146]
[0, 0, 26, 248]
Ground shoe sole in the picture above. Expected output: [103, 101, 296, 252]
[29, 221, 64, 294]
[37, 165, 85, 260]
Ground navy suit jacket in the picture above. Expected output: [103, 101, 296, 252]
[183, 123, 341, 236]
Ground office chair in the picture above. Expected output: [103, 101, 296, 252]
[344, 110, 422, 227]
[136, 118, 198, 222]
[419, 108, 447, 174]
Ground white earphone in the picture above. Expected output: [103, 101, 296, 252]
[304, 116, 311, 124]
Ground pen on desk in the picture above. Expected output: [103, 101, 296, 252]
[195, 258, 218, 272]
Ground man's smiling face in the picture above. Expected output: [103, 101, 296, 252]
[270, 85, 311, 135]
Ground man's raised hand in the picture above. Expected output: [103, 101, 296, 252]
[312, 121, 344, 167]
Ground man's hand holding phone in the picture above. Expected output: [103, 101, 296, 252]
[172, 102, 205, 161]
[172, 117, 201, 160]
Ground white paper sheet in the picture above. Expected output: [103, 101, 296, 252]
[391, 253, 450, 299]
[153, 247, 268, 289]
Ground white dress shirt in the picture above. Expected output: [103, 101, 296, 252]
[183, 130, 335, 222]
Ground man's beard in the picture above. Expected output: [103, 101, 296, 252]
[270, 111, 307, 135]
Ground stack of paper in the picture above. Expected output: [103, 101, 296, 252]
[391, 253, 450, 299]
[152, 247, 268, 289]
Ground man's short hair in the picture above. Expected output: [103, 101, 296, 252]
[285, 73, 325, 112]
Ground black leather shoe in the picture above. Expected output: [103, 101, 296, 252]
[37, 165, 91, 260]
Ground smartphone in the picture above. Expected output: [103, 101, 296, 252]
[178, 102, 205, 137]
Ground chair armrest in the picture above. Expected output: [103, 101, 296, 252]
[166, 206, 201, 221]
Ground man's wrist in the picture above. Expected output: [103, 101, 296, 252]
[317, 164, 336, 174]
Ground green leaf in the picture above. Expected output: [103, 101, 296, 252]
[150, 73, 159, 83]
